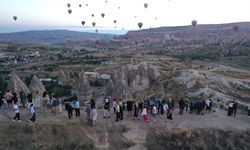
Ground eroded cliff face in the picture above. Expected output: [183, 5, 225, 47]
[7, 71, 30, 94]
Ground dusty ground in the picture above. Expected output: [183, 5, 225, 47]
[0, 106, 249, 150]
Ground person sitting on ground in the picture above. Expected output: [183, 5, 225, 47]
[29, 103, 36, 123]
[12, 101, 21, 122]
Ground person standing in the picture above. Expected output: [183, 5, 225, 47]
[74, 99, 80, 117]
[142, 107, 149, 122]
[232, 100, 238, 117]
[184, 96, 189, 111]
[115, 100, 120, 122]
[228, 101, 234, 116]
[103, 98, 111, 118]
[12, 92, 18, 105]
[65, 100, 73, 119]
[29, 103, 36, 123]
[5, 90, 13, 108]
[119, 98, 124, 120]
[152, 105, 157, 121]
[90, 106, 97, 126]
[179, 97, 185, 115]
[41, 91, 48, 112]
[12, 102, 21, 122]
[20, 89, 27, 108]
[34, 91, 41, 109]
[27, 93, 33, 109]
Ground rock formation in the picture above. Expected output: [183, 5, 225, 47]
[58, 69, 71, 85]
[29, 75, 46, 96]
[7, 71, 30, 94]
[78, 71, 92, 101]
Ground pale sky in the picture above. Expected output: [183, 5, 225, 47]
[0, 0, 249, 34]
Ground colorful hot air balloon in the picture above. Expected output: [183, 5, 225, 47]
[101, 13, 105, 18]
[68, 9, 72, 14]
[13, 16, 17, 21]
[144, 3, 148, 9]
[81, 21, 85, 26]
[233, 25, 239, 32]
[138, 22, 143, 29]
[92, 22, 96, 27]
[191, 20, 197, 27]
[67, 3, 71, 8]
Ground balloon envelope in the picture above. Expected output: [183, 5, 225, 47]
[67, 3, 71, 8]
[191, 20, 197, 27]
[101, 13, 105, 18]
[92, 22, 96, 27]
[138, 22, 143, 29]
[81, 21, 85, 26]
[68, 9, 72, 14]
[13, 16, 17, 21]
[144, 3, 148, 8]
[114, 20, 117, 23]
[79, 4, 82, 7]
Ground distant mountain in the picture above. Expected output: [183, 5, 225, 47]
[0, 30, 115, 44]
[121, 22, 250, 41]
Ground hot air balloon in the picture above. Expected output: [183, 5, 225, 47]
[114, 20, 117, 24]
[68, 9, 72, 14]
[118, 7, 120, 9]
[138, 22, 143, 29]
[155, 17, 158, 20]
[233, 25, 239, 32]
[191, 20, 197, 27]
[144, 3, 148, 9]
[92, 22, 96, 27]
[67, 3, 71, 8]
[86, 4, 88, 6]
[91, 14, 94, 17]
[101, 13, 105, 18]
[79, 4, 82, 7]
[105, 0, 108, 3]
[13, 16, 17, 21]
[95, 29, 98, 33]
[122, 28, 124, 30]
[81, 21, 85, 26]
[134, 16, 137, 18]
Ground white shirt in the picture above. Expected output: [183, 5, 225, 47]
[142, 108, 147, 115]
[13, 104, 19, 113]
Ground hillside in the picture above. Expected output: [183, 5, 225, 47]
[0, 30, 115, 44]
[122, 22, 250, 41]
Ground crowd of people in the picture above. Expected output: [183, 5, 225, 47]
[1, 89, 250, 126]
